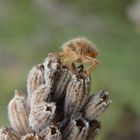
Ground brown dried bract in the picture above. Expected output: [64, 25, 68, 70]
[64, 64, 91, 116]
[83, 90, 111, 121]
[8, 90, 29, 135]
[44, 53, 71, 101]
[39, 125, 62, 140]
[0, 127, 20, 140]
[30, 84, 51, 108]
[44, 53, 62, 89]
[63, 115, 89, 140]
[29, 102, 56, 132]
[27, 64, 45, 100]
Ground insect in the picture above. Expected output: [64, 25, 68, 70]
[59, 37, 99, 75]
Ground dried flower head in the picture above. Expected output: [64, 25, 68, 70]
[27, 64, 45, 100]
[63, 115, 89, 140]
[0, 127, 20, 140]
[30, 84, 51, 108]
[1, 37, 111, 140]
[8, 90, 29, 135]
[29, 102, 56, 132]
[52, 67, 71, 101]
[44, 53, 61, 89]
[44, 53, 71, 101]
[64, 64, 91, 116]
[83, 90, 111, 121]
[39, 125, 62, 140]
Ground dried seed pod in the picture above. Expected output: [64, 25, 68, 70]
[27, 64, 45, 99]
[30, 84, 51, 108]
[83, 90, 111, 121]
[29, 102, 56, 132]
[8, 90, 29, 135]
[63, 115, 89, 140]
[44, 53, 71, 101]
[87, 120, 101, 140]
[64, 64, 91, 116]
[53, 67, 71, 101]
[21, 133, 41, 140]
[39, 125, 62, 140]
[44, 53, 61, 90]
[0, 127, 20, 140]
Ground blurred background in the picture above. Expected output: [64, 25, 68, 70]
[0, 0, 140, 139]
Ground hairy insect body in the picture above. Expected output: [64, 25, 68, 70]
[60, 37, 99, 75]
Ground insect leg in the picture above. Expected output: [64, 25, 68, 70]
[80, 56, 99, 75]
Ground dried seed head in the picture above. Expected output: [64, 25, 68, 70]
[44, 53, 61, 89]
[21, 133, 41, 140]
[64, 65, 91, 116]
[27, 64, 45, 99]
[44, 53, 71, 101]
[83, 90, 111, 121]
[39, 125, 62, 140]
[0, 127, 20, 140]
[29, 102, 56, 132]
[30, 84, 51, 108]
[87, 120, 101, 140]
[53, 67, 71, 101]
[8, 90, 29, 135]
[63, 115, 89, 140]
